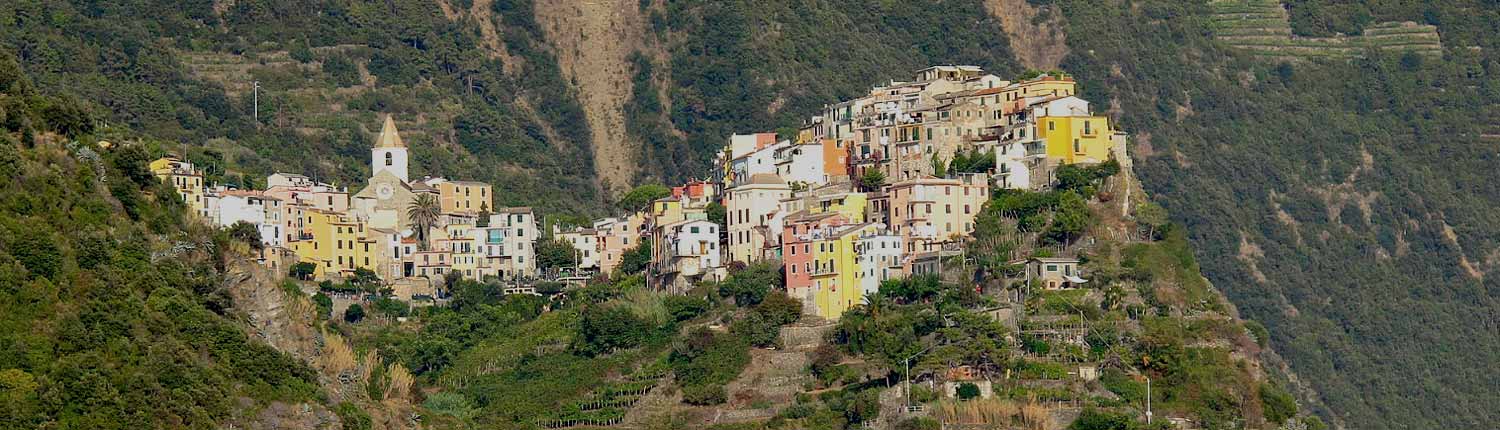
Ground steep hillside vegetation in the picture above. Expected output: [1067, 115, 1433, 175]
[0, 0, 603, 214]
[0, 64, 322, 427]
[2, 1, 1495, 429]
[1043, 1, 1498, 429]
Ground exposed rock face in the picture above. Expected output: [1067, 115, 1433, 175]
[984, 0, 1070, 70]
[223, 259, 417, 429]
[224, 259, 324, 362]
[230, 398, 343, 430]
[534, 0, 650, 194]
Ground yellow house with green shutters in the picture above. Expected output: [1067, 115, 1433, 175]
[811, 223, 882, 319]
[290, 209, 377, 280]
[1036, 115, 1114, 165]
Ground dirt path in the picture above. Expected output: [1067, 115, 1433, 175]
[534, 0, 648, 195]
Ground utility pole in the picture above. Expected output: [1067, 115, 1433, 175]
[1146, 376, 1153, 425]
[252, 81, 261, 124]
[903, 344, 935, 413]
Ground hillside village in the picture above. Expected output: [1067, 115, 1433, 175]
[155, 66, 1121, 315]
[150, 66, 1303, 430]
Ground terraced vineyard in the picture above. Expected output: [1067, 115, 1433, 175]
[537, 360, 670, 428]
[1208, 0, 1441, 61]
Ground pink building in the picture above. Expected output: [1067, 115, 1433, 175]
[781, 211, 848, 313]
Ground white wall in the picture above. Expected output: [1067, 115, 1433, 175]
[993, 141, 1033, 190]
[372, 147, 410, 183]
[776, 144, 827, 185]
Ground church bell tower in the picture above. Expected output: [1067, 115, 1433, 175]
[371, 114, 409, 183]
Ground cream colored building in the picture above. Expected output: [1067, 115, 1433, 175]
[595, 214, 646, 274]
[886, 174, 989, 257]
[725, 173, 791, 264]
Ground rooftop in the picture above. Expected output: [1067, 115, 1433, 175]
[375, 114, 405, 149]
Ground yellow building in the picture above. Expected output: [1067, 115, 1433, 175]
[808, 192, 868, 223]
[649, 197, 706, 228]
[438, 180, 493, 216]
[150, 156, 208, 218]
[289, 210, 376, 280]
[1037, 115, 1114, 165]
[1001, 74, 1077, 105]
[810, 223, 881, 320]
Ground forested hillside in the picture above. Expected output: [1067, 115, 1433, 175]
[0, 62, 321, 427]
[1, 0, 1496, 429]
[1039, 1, 1498, 429]
[0, 0, 602, 213]
[636, 1, 1499, 428]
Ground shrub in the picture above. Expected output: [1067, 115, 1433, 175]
[312, 293, 333, 319]
[956, 383, 980, 400]
[1260, 383, 1298, 424]
[664, 295, 710, 321]
[344, 303, 365, 323]
[1245, 320, 1270, 348]
[10, 233, 61, 280]
[1068, 408, 1134, 430]
[681, 384, 726, 405]
[573, 305, 651, 356]
[729, 311, 779, 348]
[895, 417, 940, 430]
[755, 292, 802, 325]
[334, 401, 372, 430]
[717, 262, 781, 306]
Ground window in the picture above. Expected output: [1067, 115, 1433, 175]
[690, 226, 700, 234]
[1048, 121, 1055, 131]
[1046, 264, 1057, 272]
[1074, 139, 1081, 153]
[384, 152, 393, 166]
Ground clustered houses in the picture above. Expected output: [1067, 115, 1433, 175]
[152, 115, 538, 300]
[531, 66, 1126, 320]
[151, 66, 1123, 316]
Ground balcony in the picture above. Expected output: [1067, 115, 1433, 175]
[810, 267, 837, 277]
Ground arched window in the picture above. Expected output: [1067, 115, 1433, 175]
[384, 152, 394, 166]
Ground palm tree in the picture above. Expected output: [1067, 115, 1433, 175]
[407, 193, 440, 250]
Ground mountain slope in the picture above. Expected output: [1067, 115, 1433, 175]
[0, 79, 322, 427]
[1, 1, 1495, 429]
[0, 0, 605, 214]
[622, 1, 1498, 428]
[1040, 1, 1498, 429]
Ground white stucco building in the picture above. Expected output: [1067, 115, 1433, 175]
[774, 142, 827, 185]
[856, 228, 904, 300]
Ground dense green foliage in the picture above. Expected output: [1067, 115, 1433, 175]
[0, 0, 602, 214]
[1044, 1, 1499, 428]
[0, 84, 316, 427]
